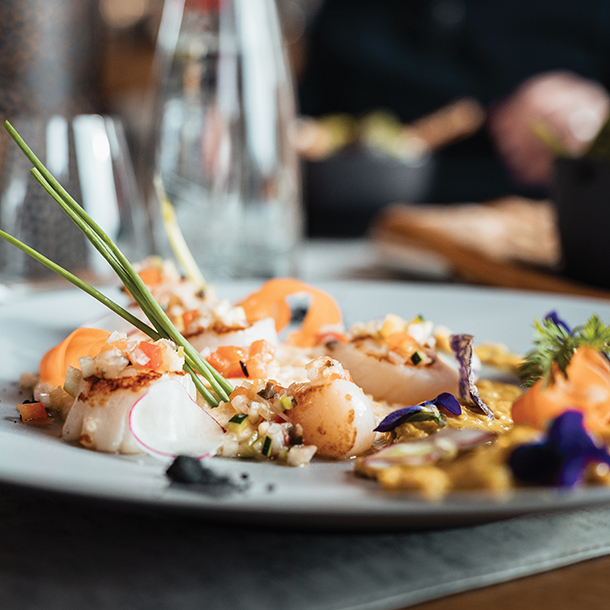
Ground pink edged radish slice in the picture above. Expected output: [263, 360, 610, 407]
[129, 379, 225, 459]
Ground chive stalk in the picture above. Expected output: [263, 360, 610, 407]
[1, 120, 234, 407]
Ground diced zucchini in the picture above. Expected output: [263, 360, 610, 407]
[237, 442, 257, 459]
[250, 435, 264, 455]
[411, 351, 423, 365]
[280, 395, 296, 411]
[227, 413, 249, 433]
[262, 436, 273, 457]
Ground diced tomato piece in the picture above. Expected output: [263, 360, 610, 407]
[207, 346, 248, 378]
[101, 337, 128, 353]
[229, 385, 248, 401]
[246, 340, 276, 378]
[17, 402, 48, 423]
[182, 309, 199, 329]
[229, 385, 249, 401]
[248, 339, 275, 359]
[138, 341, 164, 370]
[138, 267, 163, 286]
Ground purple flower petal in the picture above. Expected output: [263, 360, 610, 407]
[374, 393, 461, 432]
[544, 311, 571, 333]
[375, 405, 427, 432]
[509, 410, 610, 488]
[450, 334, 494, 420]
[434, 392, 462, 415]
[548, 411, 596, 454]
[558, 454, 588, 488]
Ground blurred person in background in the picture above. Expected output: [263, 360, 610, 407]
[298, 0, 610, 204]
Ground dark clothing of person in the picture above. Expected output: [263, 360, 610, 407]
[298, 0, 610, 233]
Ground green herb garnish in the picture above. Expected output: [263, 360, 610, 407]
[518, 314, 610, 387]
[0, 120, 233, 407]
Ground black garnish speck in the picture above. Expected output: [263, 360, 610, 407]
[166, 455, 219, 484]
[166, 456, 248, 497]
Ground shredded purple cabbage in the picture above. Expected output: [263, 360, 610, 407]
[374, 393, 461, 432]
[449, 334, 494, 420]
[509, 411, 610, 488]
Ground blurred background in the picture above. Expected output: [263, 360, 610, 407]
[97, 0, 320, 176]
[3, 0, 610, 289]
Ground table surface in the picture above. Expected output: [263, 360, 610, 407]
[414, 556, 610, 610]
[3, 237, 610, 610]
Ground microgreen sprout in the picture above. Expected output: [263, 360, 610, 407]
[518, 312, 610, 388]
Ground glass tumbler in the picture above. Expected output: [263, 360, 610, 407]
[0, 115, 152, 287]
[154, 0, 303, 280]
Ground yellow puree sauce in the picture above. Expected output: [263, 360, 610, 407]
[358, 380, 610, 500]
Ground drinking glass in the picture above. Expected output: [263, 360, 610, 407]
[0, 115, 152, 288]
[153, 0, 303, 280]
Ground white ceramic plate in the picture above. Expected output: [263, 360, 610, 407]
[2, 280, 610, 530]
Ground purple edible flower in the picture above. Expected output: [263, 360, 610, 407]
[374, 393, 461, 432]
[544, 311, 571, 333]
[508, 411, 610, 488]
[450, 334, 494, 420]
[435, 391, 462, 415]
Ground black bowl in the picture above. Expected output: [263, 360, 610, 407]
[303, 147, 434, 237]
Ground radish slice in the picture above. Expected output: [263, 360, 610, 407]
[361, 428, 496, 470]
[129, 380, 225, 459]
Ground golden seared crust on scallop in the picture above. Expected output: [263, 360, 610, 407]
[186, 322, 247, 338]
[78, 371, 165, 404]
[187, 317, 278, 352]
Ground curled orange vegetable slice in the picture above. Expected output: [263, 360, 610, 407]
[39, 327, 111, 389]
[237, 278, 343, 348]
[512, 346, 610, 433]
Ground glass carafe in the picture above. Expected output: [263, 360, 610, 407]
[154, 0, 303, 280]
